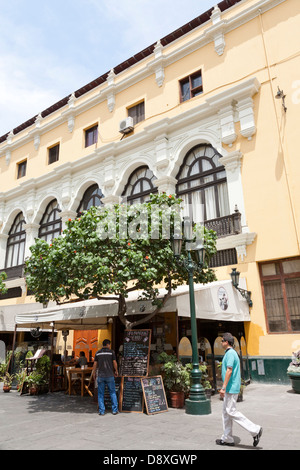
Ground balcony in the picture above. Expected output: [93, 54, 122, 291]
[4, 264, 25, 280]
[204, 209, 241, 238]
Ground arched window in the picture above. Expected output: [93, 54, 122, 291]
[122, 166, 157, 204]
[5, 213, 26, 268]
[176, 144, 230, 222]
[77, 184, 104, 214]
[39, 200, 62, 243]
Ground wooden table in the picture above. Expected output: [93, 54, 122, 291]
[66, 367, 94, 397]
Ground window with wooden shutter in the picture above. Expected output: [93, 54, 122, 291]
[128, 101, 145, 125]
[260, 259, 300, 333]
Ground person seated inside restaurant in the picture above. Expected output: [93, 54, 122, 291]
[67, 351, 88, 368]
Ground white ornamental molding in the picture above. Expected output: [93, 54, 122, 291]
[154, 176, 177, 195]
[155, 134, 170, 171]
[106, 69, 116, 112]
[218, 105, 237, 147]
[237, 97, 257, 140]
[66, 93, 77, 132]
[32, 113, 43, 150]
[207, 6, 226, 56]
[220, 150, 243, 173]
[5, 131, 14, 165]
[146, 40, 166, 88]
[217, 232, 257, 262]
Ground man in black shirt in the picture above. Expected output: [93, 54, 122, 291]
[93, 339, 119, 415]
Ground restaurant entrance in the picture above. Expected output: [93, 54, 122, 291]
[113, 314, 249, 394]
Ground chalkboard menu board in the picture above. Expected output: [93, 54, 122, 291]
[120, 376, 144, 413]
[104, 376, 122, 409]
[120, 329, 151, 376]
[141, 376, 168, 415]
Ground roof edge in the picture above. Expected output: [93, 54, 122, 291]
[0, 0, 242, 143]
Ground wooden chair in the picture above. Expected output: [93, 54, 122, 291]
[84, 371, 95, 397]
[66, 367, 81, 395]
[26, 348, 47, 373]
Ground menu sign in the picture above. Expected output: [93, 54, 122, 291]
[120, 376, 144, 413]
[120, 329, 151, 376]
[141, 376, 168, 415]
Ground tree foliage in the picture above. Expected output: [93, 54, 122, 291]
[0, 272, 7, 295]
[25, 194, 217, 328]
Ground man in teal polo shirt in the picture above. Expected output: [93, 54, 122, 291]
[216, 333, 263, 447]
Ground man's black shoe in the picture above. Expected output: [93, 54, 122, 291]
[253, 427, 263, 447]
[216, 439, 235, 446]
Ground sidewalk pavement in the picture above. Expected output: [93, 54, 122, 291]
[0, 381, 298, 452]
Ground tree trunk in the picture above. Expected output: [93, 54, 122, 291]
[118, 291, 172, 330]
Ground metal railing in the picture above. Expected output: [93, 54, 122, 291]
[204, 208, 241, 238]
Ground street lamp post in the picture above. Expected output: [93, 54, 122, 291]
[171, 220, 211, 415]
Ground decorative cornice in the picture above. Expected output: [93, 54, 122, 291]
[217, 232, 257, 261]
[0, 77, 261, 202]
[220, 150, 243, 172]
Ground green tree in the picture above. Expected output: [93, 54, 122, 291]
[25, 194, 217, 329]
[0, 272, 7, 295]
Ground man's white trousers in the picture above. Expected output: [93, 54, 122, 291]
[221, 392, 260, 443]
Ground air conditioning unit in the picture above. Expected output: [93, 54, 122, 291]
[119, 116, 134, 134]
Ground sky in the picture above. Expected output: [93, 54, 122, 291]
[0, 0, 218, 137]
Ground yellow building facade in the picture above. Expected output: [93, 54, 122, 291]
[0, 0, 299, 383]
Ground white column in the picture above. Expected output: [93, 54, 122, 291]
[220, 150, 248, 232]
[24, 223, 40, 259]
[0, 234, 8, 270]
[60, 210, 77, 231]
[154, 176, 177, 195]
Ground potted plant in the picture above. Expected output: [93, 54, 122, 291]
[0, 351, 12, 378]
[158, 352, 192, 408]
[2, 373, 14, 392]
[287, 350, 300, 394]
[15, 369, 27, 392]
[36, 355, 51, 393]
[25, 371, 47, 395]
[199, 364, 213, 398]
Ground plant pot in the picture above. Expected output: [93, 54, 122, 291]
[169, 391, 185, 408]
[29, 385, 39, 395]
[288, 372, 300, 394]
[3, 385, 11, 393]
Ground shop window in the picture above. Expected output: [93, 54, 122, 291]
[260, 258, 300, 333]
[122, 165, 157, 205]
